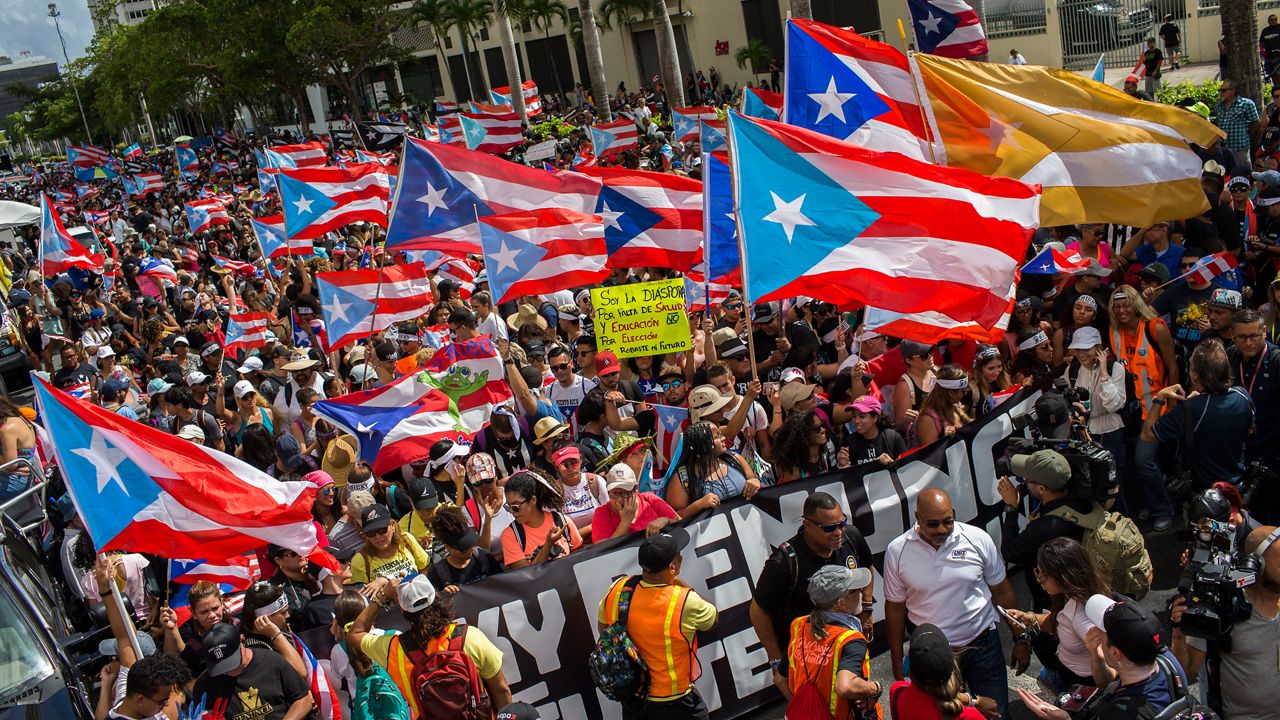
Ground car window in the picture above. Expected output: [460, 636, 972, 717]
[0, 584, 55, 706]
[2, 536, 68, 639]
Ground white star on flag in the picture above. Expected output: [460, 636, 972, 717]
[763, 192, 815, 244]
[72, 430, 131, 496]
[599, 202, 624, 231]
[808, 77, 857, 124]
[291, 196, 314, 214]
[919, 12, 943, 34]
[417, 184, 448, 217]
[491, 241, 521, 273]
[326, 295, 352, 324]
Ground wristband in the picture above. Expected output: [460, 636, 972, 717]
[268, 631, 285, 642]
[969, 695, 978, 707]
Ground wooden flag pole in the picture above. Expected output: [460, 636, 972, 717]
[899, 19, 941, 166]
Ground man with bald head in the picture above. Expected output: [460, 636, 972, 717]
[1170, 524, 1280, 718]
[882, 489, 1030, 720]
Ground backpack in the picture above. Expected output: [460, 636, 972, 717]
[589, 576, 650, 705]
[784, 633, 838, 720]
[511, 510, 568, 559]
[395, 624, 491, 720]
[1046, 503, 1152, 600]
[340, 641, 411, 720]
[1087, 653, 1218, 720]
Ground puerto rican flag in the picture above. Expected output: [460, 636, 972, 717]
[184, 197, 231, 234]
[385, 137, 602, 255]
[265, 142, 328, 168]
[742, 86, 783, 120]
[317, 262, 434, 349]
[138, 257, 179, 284]
[124, 172, 164, 197]
[863, 296, 1013, 344]
[673, 106, 719, 143]
[422, 123, 442, 143]
[314, 337, 515, 475]
[438, 257, 478, 300]
[478, 209, 608, 305]
[683, 276, 737, 312]
[491, 80, 543, 117]
[252, 214, 312, 258]
[169, 556, 255, 590]
[225, 311, 273, 352]
[211, 254, 257, 275]
[651, 403, 689, 478]
[908, 0, 989, 60]
[578, 166, 703, 272]
[458, 110, 525, 154]
[784, 19, 933, 160]
[590, 119, 640, 157]
[66, 144, 110, 168]
[434, 100, 459, 115]
[292, 635, 343, 720]
[1022, 246, 1093, 274]
[355, 149, 396, 166]
[176, 144, 200, 173]
[122, 143, 143, 159]
[437, 116, 464, 145]
[39, 194, 103, 276]
[699, 118, 727, 152]
[278, 164, 390, 241]
[1184, 251, 1240, 285]
[33, 378, 337, 568]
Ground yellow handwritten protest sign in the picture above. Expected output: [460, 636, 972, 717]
[591, 278, 692, 358]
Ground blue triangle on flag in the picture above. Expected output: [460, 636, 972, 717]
[701, 122, 727, 152]
[907, 0, 962, 53]
[279, 174, 337, 237]
[479, 222, 549, 303]
[729, 114, 880, 301]
[590, 126, 616, 153]
[386, 140, 494, 246]
[318, 278, 378, 341]
[784, 22, 892, 140]
[459, 115, 488, 149]
[674, 113, 698, 139]
[597, 186, 662, 257]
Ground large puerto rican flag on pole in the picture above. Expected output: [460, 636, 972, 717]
[252, 214, 312, 258]
[385, 137, 601, 255]
[33, 378, 337, 568]
[578, 166, 703, 271]
[908, 0, 990, 60]
[784, 19, 933, 160]
[727, 112, 1038, 327]
[491, 80, 542, 117]
[316, 262, 433, 349]
[39, 194, 103, 275]
[314, 337, 514, 475]
[278, 164, 390, 241]
[478, 209, 608, 305]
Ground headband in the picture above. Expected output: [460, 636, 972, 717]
[426, 442, 470, 473]
[1018, 331, 1049, 351]
[1075, 295, 1098, 311]
[254, 593, 289, 618]
[973, 346, 1001, 369]
[936, 376, 969, 390]
[1015, 297, 1032, 309]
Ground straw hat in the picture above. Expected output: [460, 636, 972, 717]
[506, 303, 548, 331]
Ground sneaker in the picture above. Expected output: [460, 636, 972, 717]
[1154, 516, 1173, 531]
[1138, 508, 1153, 521]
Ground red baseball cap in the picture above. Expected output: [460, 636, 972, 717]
[596, 350, 621, 375]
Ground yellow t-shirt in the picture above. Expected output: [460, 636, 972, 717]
[596, 579, 718, 642]
[361, 625, 504, 680]
[346, 534, 431, 584]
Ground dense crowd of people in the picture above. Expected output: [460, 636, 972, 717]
[3, 61, 1280, 720]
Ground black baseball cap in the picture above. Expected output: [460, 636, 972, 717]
[1085, 595, 1165, 664]
[1034, 393, 1071, 438]
[202, 622, 243, 676]
[407, 476, 439, 510]
[637, 527, 689, 573]
[907, 624, 955, 685]
[360, 503, 393, 533]
[497, 702, 541, 720]
[442, 525, 480, 552]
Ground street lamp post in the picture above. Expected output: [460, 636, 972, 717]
[47, 2, 93, 143]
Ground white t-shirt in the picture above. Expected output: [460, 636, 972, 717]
[476, 312, 508, 342]
[723, 397, 768, 465]
[107, 666, 166, 719]
[547, 374, 598, 437]
[560, 473, 608, 526]
[1056, 598, 1097, 677]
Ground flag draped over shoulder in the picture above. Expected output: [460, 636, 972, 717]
[913, 53, 1225, 227]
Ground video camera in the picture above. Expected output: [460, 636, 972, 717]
[996, 436, 1118, 507]
[1177, 518, 1256, 639]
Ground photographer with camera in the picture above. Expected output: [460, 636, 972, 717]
[998, 451, 1092, 610]
[1060, 327, 1129, 513]
[1170, 525, 1280, 720]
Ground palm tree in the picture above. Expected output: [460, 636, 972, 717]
[522, 0, 571, 98]
[577, 0, 612, 121]
[649, 0, 685, 108]
[411, 0, 458, 102]
[493, 0, 529, 120]
[1223, 0, 1263, 110]
[734, 38, 772, 87]
[447, 0, 493, 101]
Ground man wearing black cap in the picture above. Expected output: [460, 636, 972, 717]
[598, 529, 717, 719]
[187, 622, 313, 720]
[1017, 595, 1188, 720]
[750, 301, 819, 384]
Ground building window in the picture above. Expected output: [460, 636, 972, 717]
[444, 35, 453, 49]
[480, 26, 490, 41]
[521, 20, 532, 33]
[568, 7, 579, 22]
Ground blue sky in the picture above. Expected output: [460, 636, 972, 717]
[0, 0, 93, 66]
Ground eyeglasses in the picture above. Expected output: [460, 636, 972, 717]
[505, 499, 528, 512]
[924, 517, 956, 529]
[805, 517, 848, 533]
[1237, 331, 1265, 342]
[575, 350, 594, 357]
[661, 379, 684, 390]
[366, 525, 393, 537]
[551, 363, 571, 371]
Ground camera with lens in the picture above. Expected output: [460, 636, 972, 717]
[1176, 518, 1256, 639]
[996, 437, 1118, 507]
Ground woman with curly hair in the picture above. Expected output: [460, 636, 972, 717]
[908, 364, 972, 448]
[427, 505, 504, 592]
[772, 410, 836, 483]
[666, 421, 761, 517]
[500, 469, 581, 569]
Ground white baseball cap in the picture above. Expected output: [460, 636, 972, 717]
[233, 380, 256, 399]
[95, 345, 116, 359]
[176, 424, 206, 442]
[186, 371, 210, 386]
[236, 356, 264, 373]
[398, 573, 437, 613]
[606, 463, 637, 492]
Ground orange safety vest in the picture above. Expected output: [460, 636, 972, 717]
[602, 578, 700, 701]
[1110, 318, 1166, 420]
[787, 616, 882, 720]
[384, 623, 465, 719]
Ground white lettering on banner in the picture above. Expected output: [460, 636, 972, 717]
[679, 514, 753, 611]
[862, 466, 906, 552]
[944, 439, 980, 524]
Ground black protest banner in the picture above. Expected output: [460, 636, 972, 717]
[438, 388, 1040, 719]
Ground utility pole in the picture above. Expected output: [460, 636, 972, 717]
[48, 3, 93, 143]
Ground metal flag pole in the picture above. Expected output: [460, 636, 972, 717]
[724, 112, 759, 380]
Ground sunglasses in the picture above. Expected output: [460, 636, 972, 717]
[551, 363, 571, 371]
[319, 486, 334, 495]
[467, 477, 496, 487]
[661, 379, 684, 390]
[723, 302, 742, 310]
[576, 350, 594, 357]
[505, 499, 528, 512]
[805, 517, 848, 533]
[366, 525, 393, 536]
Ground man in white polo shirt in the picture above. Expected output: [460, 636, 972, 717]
[883, 489, 1029, 720]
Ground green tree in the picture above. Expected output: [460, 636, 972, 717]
[521, 0, 571, 97]
[597, 0, 684, 107]
[1222, 0, 1263, 111]
[286, 0, 410, 115]
[445, 0, 494, 101]
[734, 38, 772, 86]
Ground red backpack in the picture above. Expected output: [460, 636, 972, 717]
[396, 624, 491, 720]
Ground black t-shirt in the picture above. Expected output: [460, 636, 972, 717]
[844, 428, 908, 468]
[1262, 24, 1280, 55]
[1142, 47, 1163, 76]
[189, 647, 310, 720]
[1159, 22, 1180, 46]
[427, 548, 503, 588]
[1152, 282, 1217, 353]
[53, 362, 95, 391]
[1229, 344, 1280, 449]
[752, 529, 874, 650]
[752, 321, 821, 383]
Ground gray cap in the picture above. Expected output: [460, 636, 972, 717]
[807, 565, 873, 607]
[1011, 449, 1071, 490]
